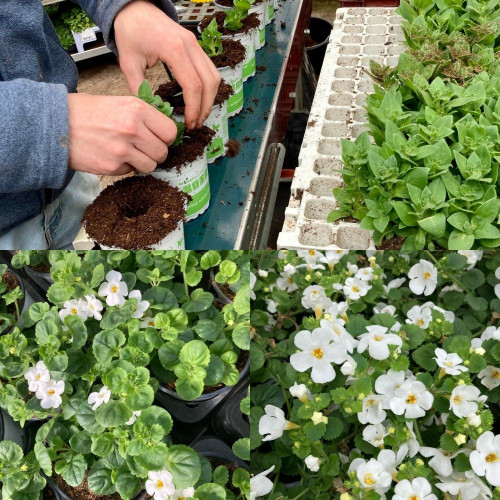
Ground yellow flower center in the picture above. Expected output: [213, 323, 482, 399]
[454, 395, 462, 404]
[148, 321, 155, 327]
[417, 319, 424, 327]
[406, 393, 417, 405]
[366, 398, 377, 407]
[423, 272, 431, 279]
[493, 370, 500, 378]
[312, 291, 319, 296]
[71, 308, 78, 314]
[352, 286, 360, 293]
[486, 453, 498, 463]
[445, 361, 453, 367]
[334, 326, 342, 336]
[409, 497, 419, 500]
[48, 389, 55, 396]
[156, 480, 164, 489]
[364, 474, 375, 485]
[309, 250, 316, 256]
[111, 285, 118, 293]
[373, 335, 384, 341]
[35, 374, 41, 380]
[288, 277, 293, 283]
[313, 348, 324, 359]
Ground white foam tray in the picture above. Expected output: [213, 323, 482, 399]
[277, 7, 404, 250]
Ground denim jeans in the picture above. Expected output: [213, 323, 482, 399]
[0, 172, 100, 249]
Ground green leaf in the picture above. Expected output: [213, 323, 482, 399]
[95, 400, 133, 428]
[135, 443, 169, 471]
[184, 289, 214, 313]
[391, 201, 418, 226]
[233, 323, 250, 350]
[93, 329, 126, 364]
[115, 466, 142, 500]
[233, 286, 250, 315]
[34, 442, 52, 476]
[166, 445, 201, 488]
[213, 465, 229, 486]
[194, 483, 226, 500]
[28, 302, 50, 322]
[62, 453, 87, 487]
[232, 438, 250, 460]
[449, 231, 474, 250]
[454, 453, 471, 472]
[440, 433, 459, 453]
[138, 406, 173, 435]
[175, 376, 204, 401]
[99, 299, 137, 330]
[179, 340, 211, 367]
[200, 250, 221, 270]
[87, 460, 115, 496]
[91, 433, 115, 457]
[0, 441, 23, 465]
[418, 213, 446, 238]
[194, 319, 222, 341]
[412, 343, 437, 371]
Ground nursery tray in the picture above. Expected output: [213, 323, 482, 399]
[176, 1, 223, 24]
[185, 0, 309, 249]
[277, 7, 404, 250]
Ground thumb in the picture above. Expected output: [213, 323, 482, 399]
[119, 55, 148, 94]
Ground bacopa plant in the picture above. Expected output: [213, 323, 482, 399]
[330, 0, 500, 250]
[250, 250, 500, 499]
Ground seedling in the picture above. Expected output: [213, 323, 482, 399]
[199, 19, 223, 57]
[223, 0, 252, 31]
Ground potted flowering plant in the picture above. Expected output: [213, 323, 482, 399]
[250, 250, 500, 499]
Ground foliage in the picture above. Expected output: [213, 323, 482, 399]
[199, 19, 224, 58]
[0, 265, 23, 335]
[223, 0, 252, 31]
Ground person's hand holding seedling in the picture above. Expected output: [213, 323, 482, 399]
[114, 0, 221, 130]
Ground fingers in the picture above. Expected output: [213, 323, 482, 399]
[126, 146, 158, 174]
[113, 164, 136, 176]
[120, 55, 148, 94]
[142, 105, 179, 146]
[134, 123, 169, 163]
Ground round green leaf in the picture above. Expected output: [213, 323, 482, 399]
[95, 400, 133, 428]
[179, 340, 210, 367]
[91, 433, 115, 457]
[166, 445, 201, 488]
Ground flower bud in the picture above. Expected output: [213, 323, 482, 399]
[467, 413, 481, 427]
[311, 411, 327, 425]
[454, 434, 467, 445]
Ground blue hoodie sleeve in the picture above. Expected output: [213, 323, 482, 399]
[0, 79, 70, 193]
[77, 0, 179, 54]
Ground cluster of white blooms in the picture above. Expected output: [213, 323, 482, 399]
[146, 469, 195, 500]
[24, 360, 65, 409]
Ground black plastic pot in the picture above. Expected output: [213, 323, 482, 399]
[193, 436, 249, 470]
[0, 408, 32, 453]
[45, 476, 147, 500]
[305, 17, 333, 75]
[211, 377, 249, 444]
[23, 265, 53, 293]
[155, 357, 250, 424]
[209, 269, 233, 305]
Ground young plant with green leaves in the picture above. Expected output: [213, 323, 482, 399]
[0, 265, 23, 334]
[137, 80, 185, 146]
[199, 18, 223, 57]
[223, 0, 252, 31]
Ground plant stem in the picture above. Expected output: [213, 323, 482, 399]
[412, 418, 424, 446]
[291, 488, 310, 500]
[424, 250, 472, 295]
[182, 271, 190, 298]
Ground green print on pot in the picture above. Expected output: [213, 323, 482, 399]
[242, 41, 256, 80]
[227, 75, 244, 114]
[184, 174, 211, 219]
[205, 103, 229, 162]
[267, 0, 274, 22]
[207, 137, 224, 160]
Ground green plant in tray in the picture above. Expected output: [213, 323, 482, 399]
[199, 19, 224, 58]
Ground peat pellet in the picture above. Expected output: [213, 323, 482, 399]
[82, 175, 190, 250]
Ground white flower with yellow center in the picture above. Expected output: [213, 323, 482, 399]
[36, 379, 65, 409]
[349, 458, 392, 494]
[98, 270, 128, 307]
[298, 249, 323, 266]
[258, 405, 299, 441]
[316, 317, 358, 353]
[290, 329, 348, 383]
[328, 302, 349, 323]
[373, 303, 396, 315]
[85, 294, 104, 321]
[170, 487, 195, 499]
[419, 446, 466, 477]
[59, 299, 91, 323]
[458, 250, 483, 269]
[363, 423, 387, 447]
[305, 455, 321, 472]
[358, 395, 386, 424]
[408, 260, 437, 296]
[250, 466, 275, 500]
[289, 383, 312, 403]
[382, 277, 406, 295]
[406, 305, 432, 329]
[449, 384, 487, 418]
[145, 469, 175, 500]
[140, 315, 157, 329]
[389, 380, 433, 418]
[128, 290, 150, 319]
[275, 264, 298, 292]
[356, 266, 374, 282]
[301, 285, 331, 319]
[357, 325, 402, 360]
[470, 431, 500, 486]
[393, 478, 437, 500]
[434, 348, 468, 376]
[375, 370, 406, 408]
[436, 470, 492, 499]
[319, 250, 348, 269]
[88, 386, 111, 411]
[478, 366, 500, 390]
[24, 361, 50, 392]
[343, 277, 371, 301]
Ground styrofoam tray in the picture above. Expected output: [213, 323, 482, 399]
[277, 7, 404, 250]
[176, 1, 223, 24]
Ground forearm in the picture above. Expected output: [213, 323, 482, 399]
[0, 79, 70, 193]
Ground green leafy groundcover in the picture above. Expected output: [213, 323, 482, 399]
[44, 5, 95, 50]
[329, 0, 500, 250]
[0, 250, 250, 500]
[250, 249, 500, 499]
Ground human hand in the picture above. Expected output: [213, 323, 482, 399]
[113, 0, 221, 129]
[67, 93, 177, 175]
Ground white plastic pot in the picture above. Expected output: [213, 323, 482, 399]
[265, 0, 275, 24]
[249, 2, 266, 49]
[204, 102, 230, 162]
[222, 29, 257, 82]
[217, 62, 244, 117]
[152, 152, 210, 221]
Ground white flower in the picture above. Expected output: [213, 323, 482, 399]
[478, 366, 500, 390]
[126, 410, 142, 425]
[311, 412, 327, 425]
[250, 272, 257, 300]
[258, 405, 298, 441]
[250, 466, 274, 500]
[298, 249, 323, 266]
[377, 447, 408, 478]
[458, 250, 483, 269]
[363, 424, 387, 447]
[329, 302, 349, 323]
[373, 303, 396, 315]
[319, 250, 348, 269]
[393, 478, 437, 500]
[141, 315, 157, 328]
[408, 260, 437, 296]
[423, 302, 455, 323]
[470, 431, 500, 486]
[375, 370, 406, 407]
[406, 305, 432, 329]
[301, 285, 331, 318]
[383, 277, 406, 295]
[170, 487, 195, 499]
[35, 379, 64, 409]
[290, 329, 347, 383]
[128, 290, 150, 319]
[358, 395, 386, 424]
[275, 264, 298, 292]
[436, 470, 492, 499]
[305, 455, 321, 472]
[355, 266, 374, 281]
[389, 380, 433, 418]
[434, 348, 468, 376]
[405, 422, 421, 457]
[481, 326, 500, 342]
[349, 458, 392, 494]
[316, 317, 358, 353]
[24, 361, 50, 392]
[357, 325, 402, 360]
[450, 384, 487, 418]
[289, 383, 312, 403]
[266, 299, 277, 313]
[146, 469, 175, 499]
[343, 277, 371, 301]
[419, 446, 465, 476]
[88, 386, 111, 411]
[258, 269, 268, 278]
[85, 295, 104, 320]
[98, 270, 128, 307]
[59, 299, 91, 323]
[467, 412, 481, 427]
[340, 355, 357, 376]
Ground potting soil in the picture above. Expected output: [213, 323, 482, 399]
[212, 39, 246, 69]
[199, 11, 260, 37]
[52, 472, 126, 500]
[82, 176, 190, 250]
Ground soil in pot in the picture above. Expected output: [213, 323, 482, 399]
[210, 39, 246, 69]
[82, 175, 190, 250]
[199, 11, 260, 37]
[375, 235, 406, 250]
[156, 126, 215, 172]
[155, 80, 234, 114]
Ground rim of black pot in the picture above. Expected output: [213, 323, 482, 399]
[209, 269, 233, 305]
